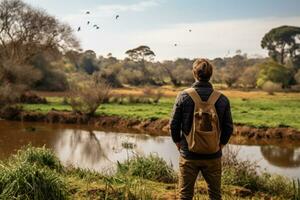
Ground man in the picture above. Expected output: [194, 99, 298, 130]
[170, 58, 233, 200]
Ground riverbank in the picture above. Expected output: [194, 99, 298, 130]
[1, 107, 300, 144]
[0, 146, 297, 199]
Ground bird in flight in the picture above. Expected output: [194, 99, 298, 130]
[87, 21, 90, 25]
[77, 27, 81, 32]
[174, 43, 178, 47]
[115, 15, 119, 20]
[96, 26, 100, 30]
[189, 29, 192, 32]
[86, 11, 90, 14]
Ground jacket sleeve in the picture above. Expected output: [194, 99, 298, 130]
[220, 99, 233, 145]
[170, 92, 183, 143]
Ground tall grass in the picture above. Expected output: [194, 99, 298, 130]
[13, 145, 63, 172]
[222, 146, 293, 198]
[116, 153, 177, 183]
[0, 160, 68, 200]
[293, 179, 300, 200]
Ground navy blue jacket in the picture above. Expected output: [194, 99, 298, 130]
[170, 81, 233, 159]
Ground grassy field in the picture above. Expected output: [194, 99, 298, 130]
[0, 146, 296, 200]
[23, 88, 300, 130]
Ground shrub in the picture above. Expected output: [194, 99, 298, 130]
[222, 146, 293, 198]
[261, 81, 282, 95]
[20, 92, 47, 104]
[256, 60, 293, 88]
[0, 163, 69, 200]
[68, 79, 111, 116]
[0, 83, 26, 107]
[13, 145, 63, 172]
[116, 153, 177, 183]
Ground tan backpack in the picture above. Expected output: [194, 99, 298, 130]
[184, 88, 221, 154]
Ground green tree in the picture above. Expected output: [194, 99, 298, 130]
[261, 26, 300, 66]
[125, 45, 157, 85]
[256, 60, 293, 88]
[125, 45, 155, 62]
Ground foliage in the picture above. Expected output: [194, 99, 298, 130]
[22, 91, 300, 130]
[295, 70, 300, 84]
[293, 179, 300, 200]
[68, 79, 111, 115]
[0, 146, 69, 200]
[125, 45, 155, 62]
[13, 145, 63, 172]
[256, 60, 293, 88]
[0, 0, 78, 84]
[261, 81, 282, 95]
[261, 25, 300, 65]
[117, 153, 177, 183]
[237, 65, 260, 88]
[222, 147, 293, 198]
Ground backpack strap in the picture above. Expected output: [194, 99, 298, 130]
[184, 88, 203, 109]
[207, 91, 221, 105]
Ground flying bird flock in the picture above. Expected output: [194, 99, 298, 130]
[77, 11, 120, 32]
[77, 10, 193, 49]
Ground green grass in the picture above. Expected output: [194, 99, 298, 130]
[116, 153, 177, 183]
[22, 95, 300, 130]
[0, 146, 293, 200]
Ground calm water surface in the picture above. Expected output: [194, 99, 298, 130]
[0, 120, 299, 178]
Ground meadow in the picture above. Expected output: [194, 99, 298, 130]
[23, 87, 300, 130]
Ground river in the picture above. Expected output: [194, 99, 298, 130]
[0, 120, 299, 179]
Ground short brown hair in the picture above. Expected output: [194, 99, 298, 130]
[192, 58, 213, 81]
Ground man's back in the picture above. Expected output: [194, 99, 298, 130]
[170, 80, 233, 159]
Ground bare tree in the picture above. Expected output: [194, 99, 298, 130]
[0, 0, 79, 65]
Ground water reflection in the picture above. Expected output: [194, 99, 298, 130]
[54, 129, 178, 172]
[0, 121, 300, 178]
[261, 146, 300, 168]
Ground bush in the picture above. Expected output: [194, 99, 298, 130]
[116, 153, 177, 183]
[0, 163, 69, 200]
[0, 146, 68, 200]
[35, 69, 69, 91]
[68, 79, 111, 116]
[20, 92, 47, 104]
[13, 145, 63, 172]
[257, 60, 293, 88]
[261, 81, 282, 95]
[222, 146, 293, 198]
[0, 83, 26, 107]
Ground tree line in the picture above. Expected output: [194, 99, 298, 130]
[1, 0, 300, 108]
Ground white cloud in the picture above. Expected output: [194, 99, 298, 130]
[97, 0, 159, 13]
[65, 15, 300, 61]
[127, 16, 300, 60]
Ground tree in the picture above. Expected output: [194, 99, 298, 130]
[294, 70, 300, 84]
[80, 50, 99, 74]
[0, 0, 79, 98]
[0, 0, 79, 65]
[125, 45, 155, 62]
[237, 66, 260, 88]
[256, 60, 293, 88]
[261, 26, 300, 65]
[125, 45, 157, 85]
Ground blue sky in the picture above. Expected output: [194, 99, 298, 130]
[24, 0, 300, 60]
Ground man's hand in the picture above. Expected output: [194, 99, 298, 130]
[176, 143, 181, 151]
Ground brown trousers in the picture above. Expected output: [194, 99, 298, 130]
[178, 156, 222, 200]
